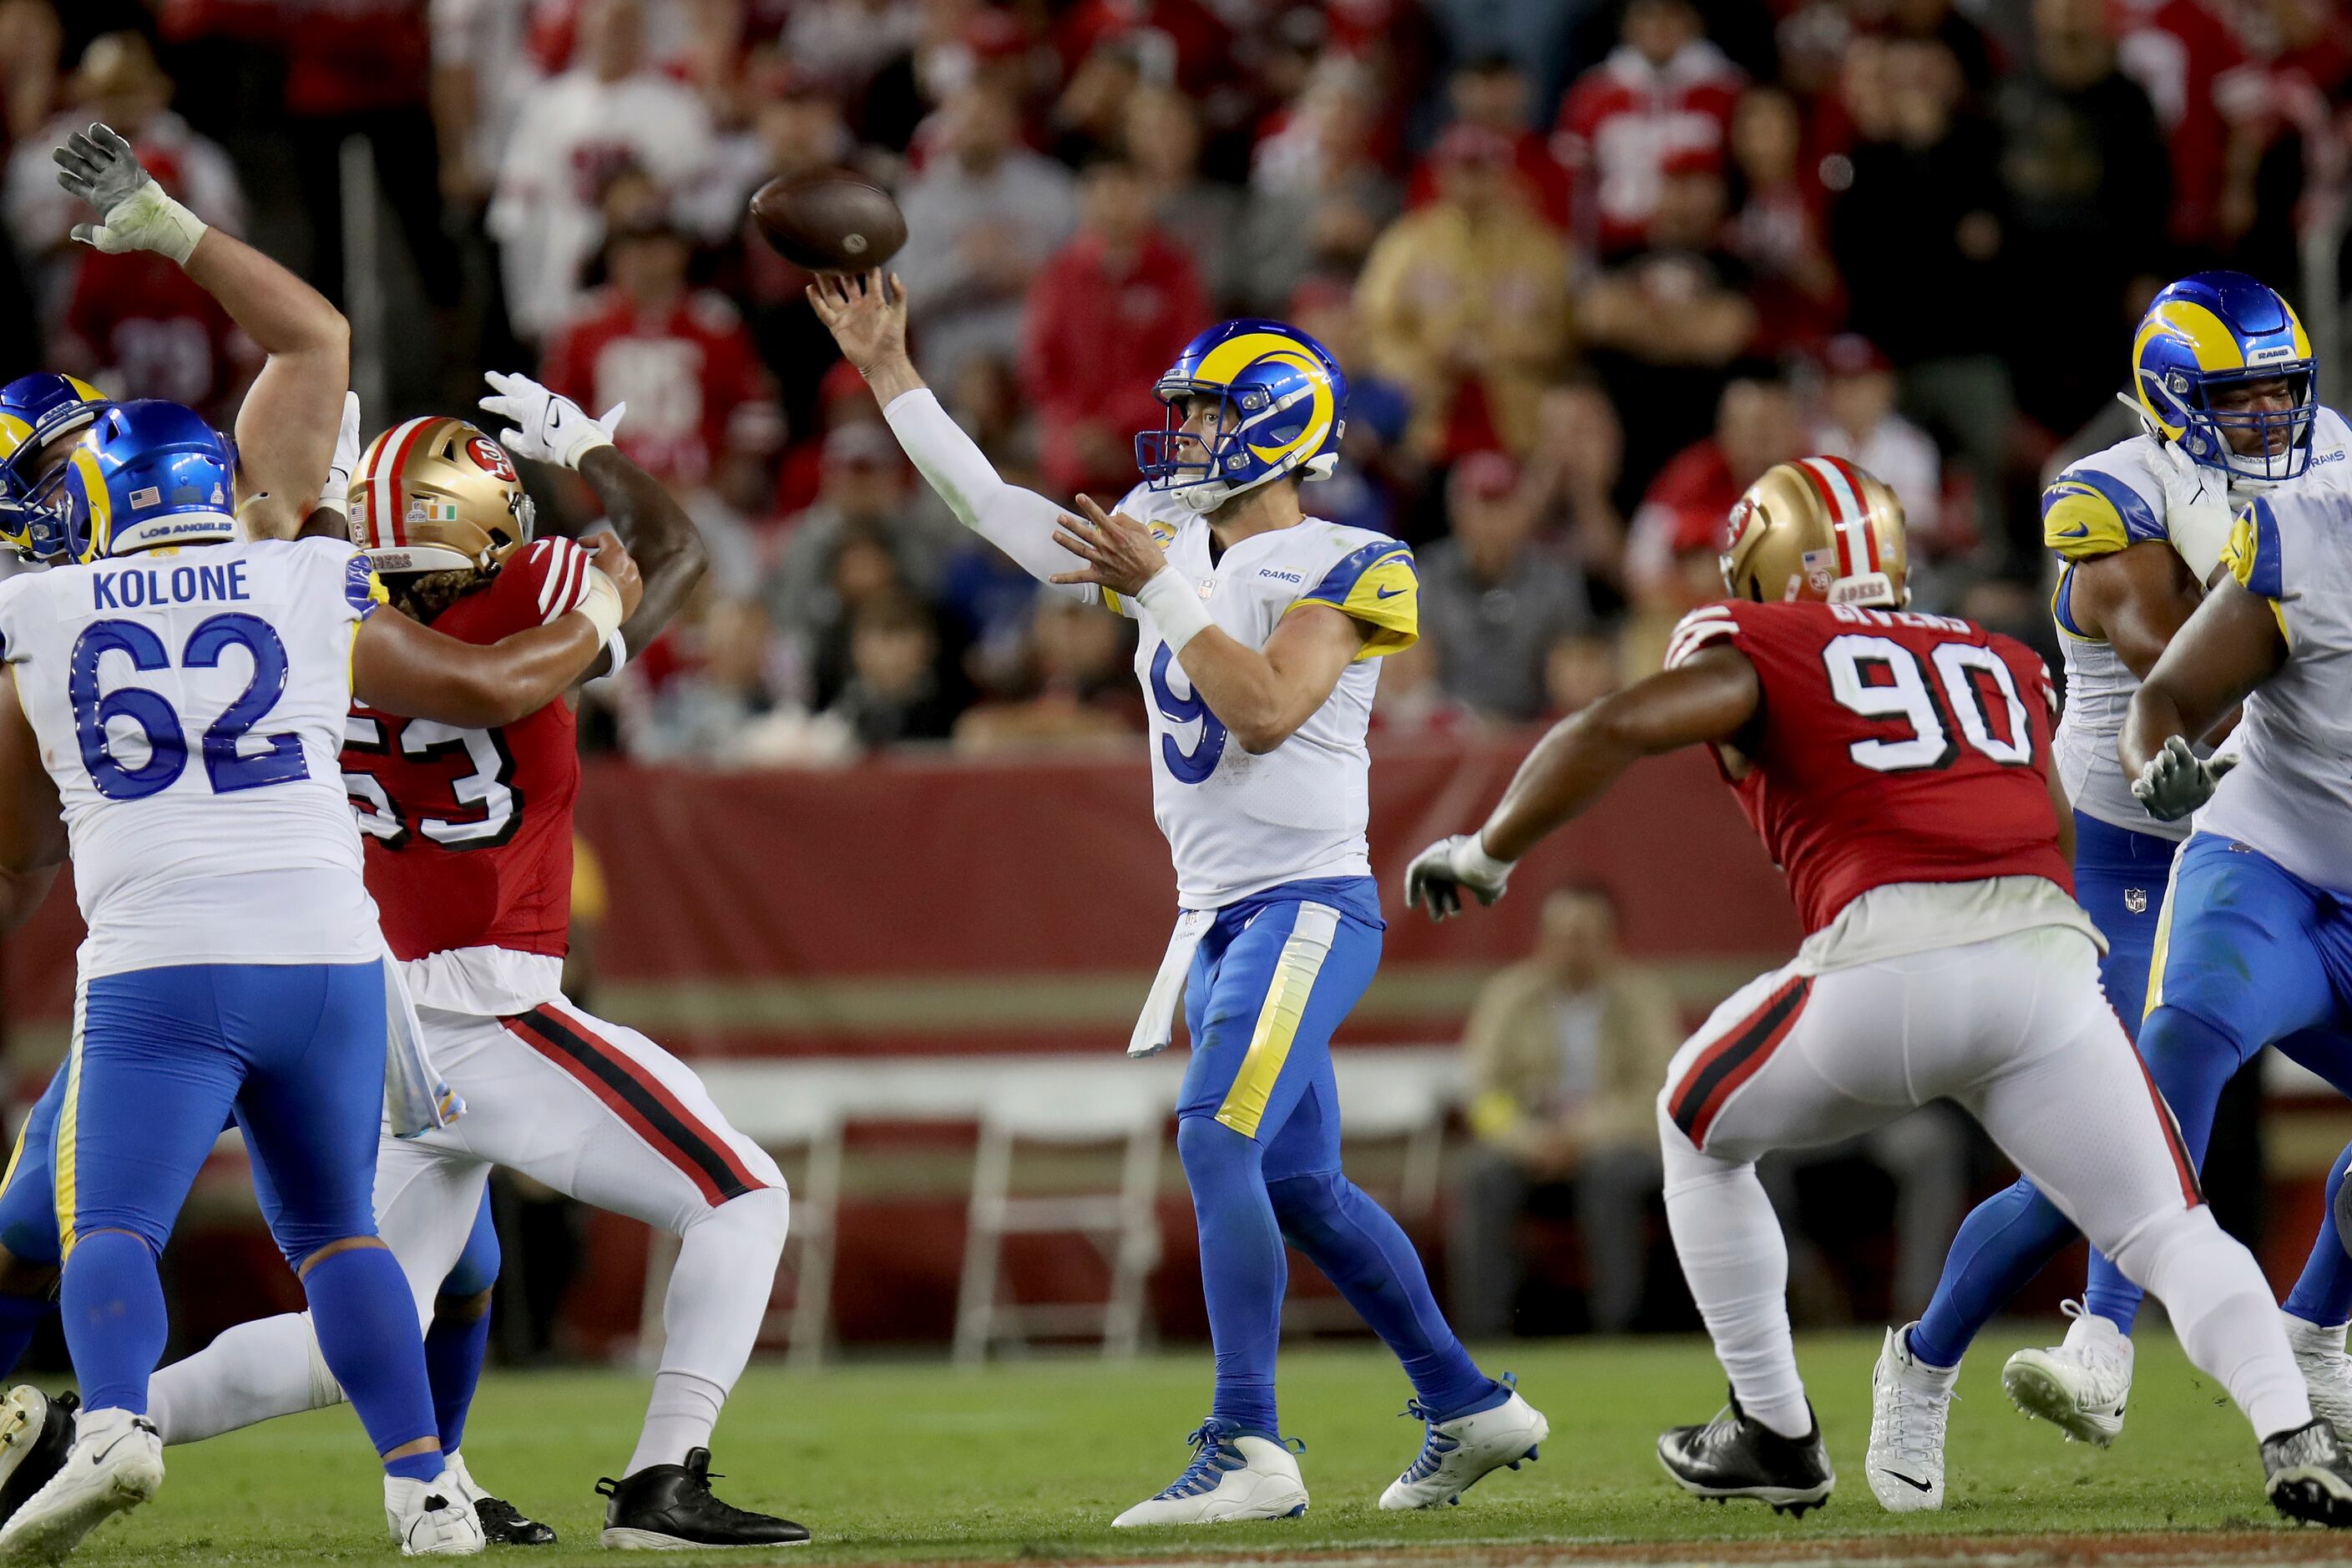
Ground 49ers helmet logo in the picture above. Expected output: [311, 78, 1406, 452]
[467, 435, 518, 482]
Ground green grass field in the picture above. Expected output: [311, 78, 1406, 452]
[43, 1328, 2352, 1565]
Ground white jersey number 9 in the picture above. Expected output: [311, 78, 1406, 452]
[1823, 633, 2032, 774]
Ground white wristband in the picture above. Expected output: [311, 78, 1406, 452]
[1461, 832, 1515, 882]
[600, 628, 628, 680]
[574, 567, 626, 645]
[1134, 567, 1213, 655]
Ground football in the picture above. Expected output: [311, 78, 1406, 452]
[749, 171, 908, 272]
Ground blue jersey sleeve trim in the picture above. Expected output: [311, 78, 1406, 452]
[2066, 467, 2167, 546]
[2244, 496, 2285, 600]
[1302, 539, 1414, 607]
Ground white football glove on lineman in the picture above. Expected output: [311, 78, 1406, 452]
[316, 392, 363, 524]
[479, 371, 624, 470]
[1404, 833, 1516, 921]
[55, 123, 207, 265]
[2132, 734, 2236, 822]
[2154, 438, 2237, 585]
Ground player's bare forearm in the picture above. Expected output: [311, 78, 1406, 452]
[185, 227, 349, 527]
[2069, 543, 2202, 680]
[1174, 605, 1363, 755]
[579, 446, 704, 651]
[2122, 577, 2285, 776]
[1479, 647, 1761, 862]
[352, 607, 605, 728]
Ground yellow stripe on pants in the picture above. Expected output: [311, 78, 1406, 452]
[56, 982, 83, 1259]
[1214, 903, 1340, 1139]
[2143, 842, 2188, 1020]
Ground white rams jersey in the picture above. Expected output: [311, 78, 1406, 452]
[2045, 408, 2352, 838]
[0, 535, 389, 977]
[2197, 488, 2352, 895]
[1095, 485, 1418, 909]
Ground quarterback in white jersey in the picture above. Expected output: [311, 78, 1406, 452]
[810, 272, 1544, 1526]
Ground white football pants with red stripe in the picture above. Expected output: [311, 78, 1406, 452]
[147, 996, 789, 1468]
[1659, 923, 2313, 1444]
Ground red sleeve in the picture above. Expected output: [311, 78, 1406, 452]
[1662, 601, 1751, 670]
[495, 537, 597, 630]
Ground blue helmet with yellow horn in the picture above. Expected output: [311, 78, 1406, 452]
[2132, 271, 2317, 484]
[1135, 319, 1347, 513]
[28, 400, 236, 564]
[0, 372, 109, 557]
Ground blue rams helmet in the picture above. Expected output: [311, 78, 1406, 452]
[1135, 319, 1347, 513]
[0, 373, 109, 557]
[28, 400, 237, 564]
[2132, 271, 2317, 484]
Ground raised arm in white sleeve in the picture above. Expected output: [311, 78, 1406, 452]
[880, 387, 1104, 605]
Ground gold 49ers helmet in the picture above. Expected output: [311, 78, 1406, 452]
[350, 416, 535, 574]
[1719, 455, 1909, 609]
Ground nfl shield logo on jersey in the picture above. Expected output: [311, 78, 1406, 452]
[2124, 888, 2147, 913]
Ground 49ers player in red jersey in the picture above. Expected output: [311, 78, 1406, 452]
[1405, 458, 2352, 1527]
[117, 375, 810, 1550]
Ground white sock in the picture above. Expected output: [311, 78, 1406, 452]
[2117, 1205, 2314, 1439]
[148, 1311, 345, 1446]
[625, 1186, 788, 1474]
[627, 1371, 726, 1475]
[1664, 1155, 1813, 1440]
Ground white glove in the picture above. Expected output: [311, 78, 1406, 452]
[55, 123, 207, 265]
[2155, 438, 2235, 585]
[2132, 734, 2237, 822]
[317, 392, 362, 521]
[1404, 832, 1516, 921]
[479, 370, 623, 470]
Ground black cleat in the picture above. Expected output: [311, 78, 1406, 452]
[0, 1387, 77, 1527]
[1658, 1392, 1834, 1516]
[474, 1494, 559, 1545]
[2264, 1418, 2352, 1526]
[596, 1447, 810, 1549]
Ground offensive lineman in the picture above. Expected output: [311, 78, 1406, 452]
[0, 393, 632, 1560]
[1866, 273, 2352, 1510]
[9, 375, 809, 1550]
[811, 270, 1547, 1524]
[1404, 458, 2352, 1526]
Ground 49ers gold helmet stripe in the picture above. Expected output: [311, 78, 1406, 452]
[1794, 456, 1879, 577]
[362, 415, 438, 549]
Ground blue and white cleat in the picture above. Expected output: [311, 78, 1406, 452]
[1110, 1419, 1308, 1526]
[1379, 1375, 1550, 1510]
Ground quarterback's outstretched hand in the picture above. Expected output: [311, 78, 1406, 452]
[1404, 834, 1515, 921]
[317, 392, 362, 520]
[56, 123, 206, 265]
[480, 370, 622, 470]
[807, 269, 910, 376]
[2132, 734, 2235, 822]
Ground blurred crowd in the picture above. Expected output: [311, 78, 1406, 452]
[4, 0, 2351, 762]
